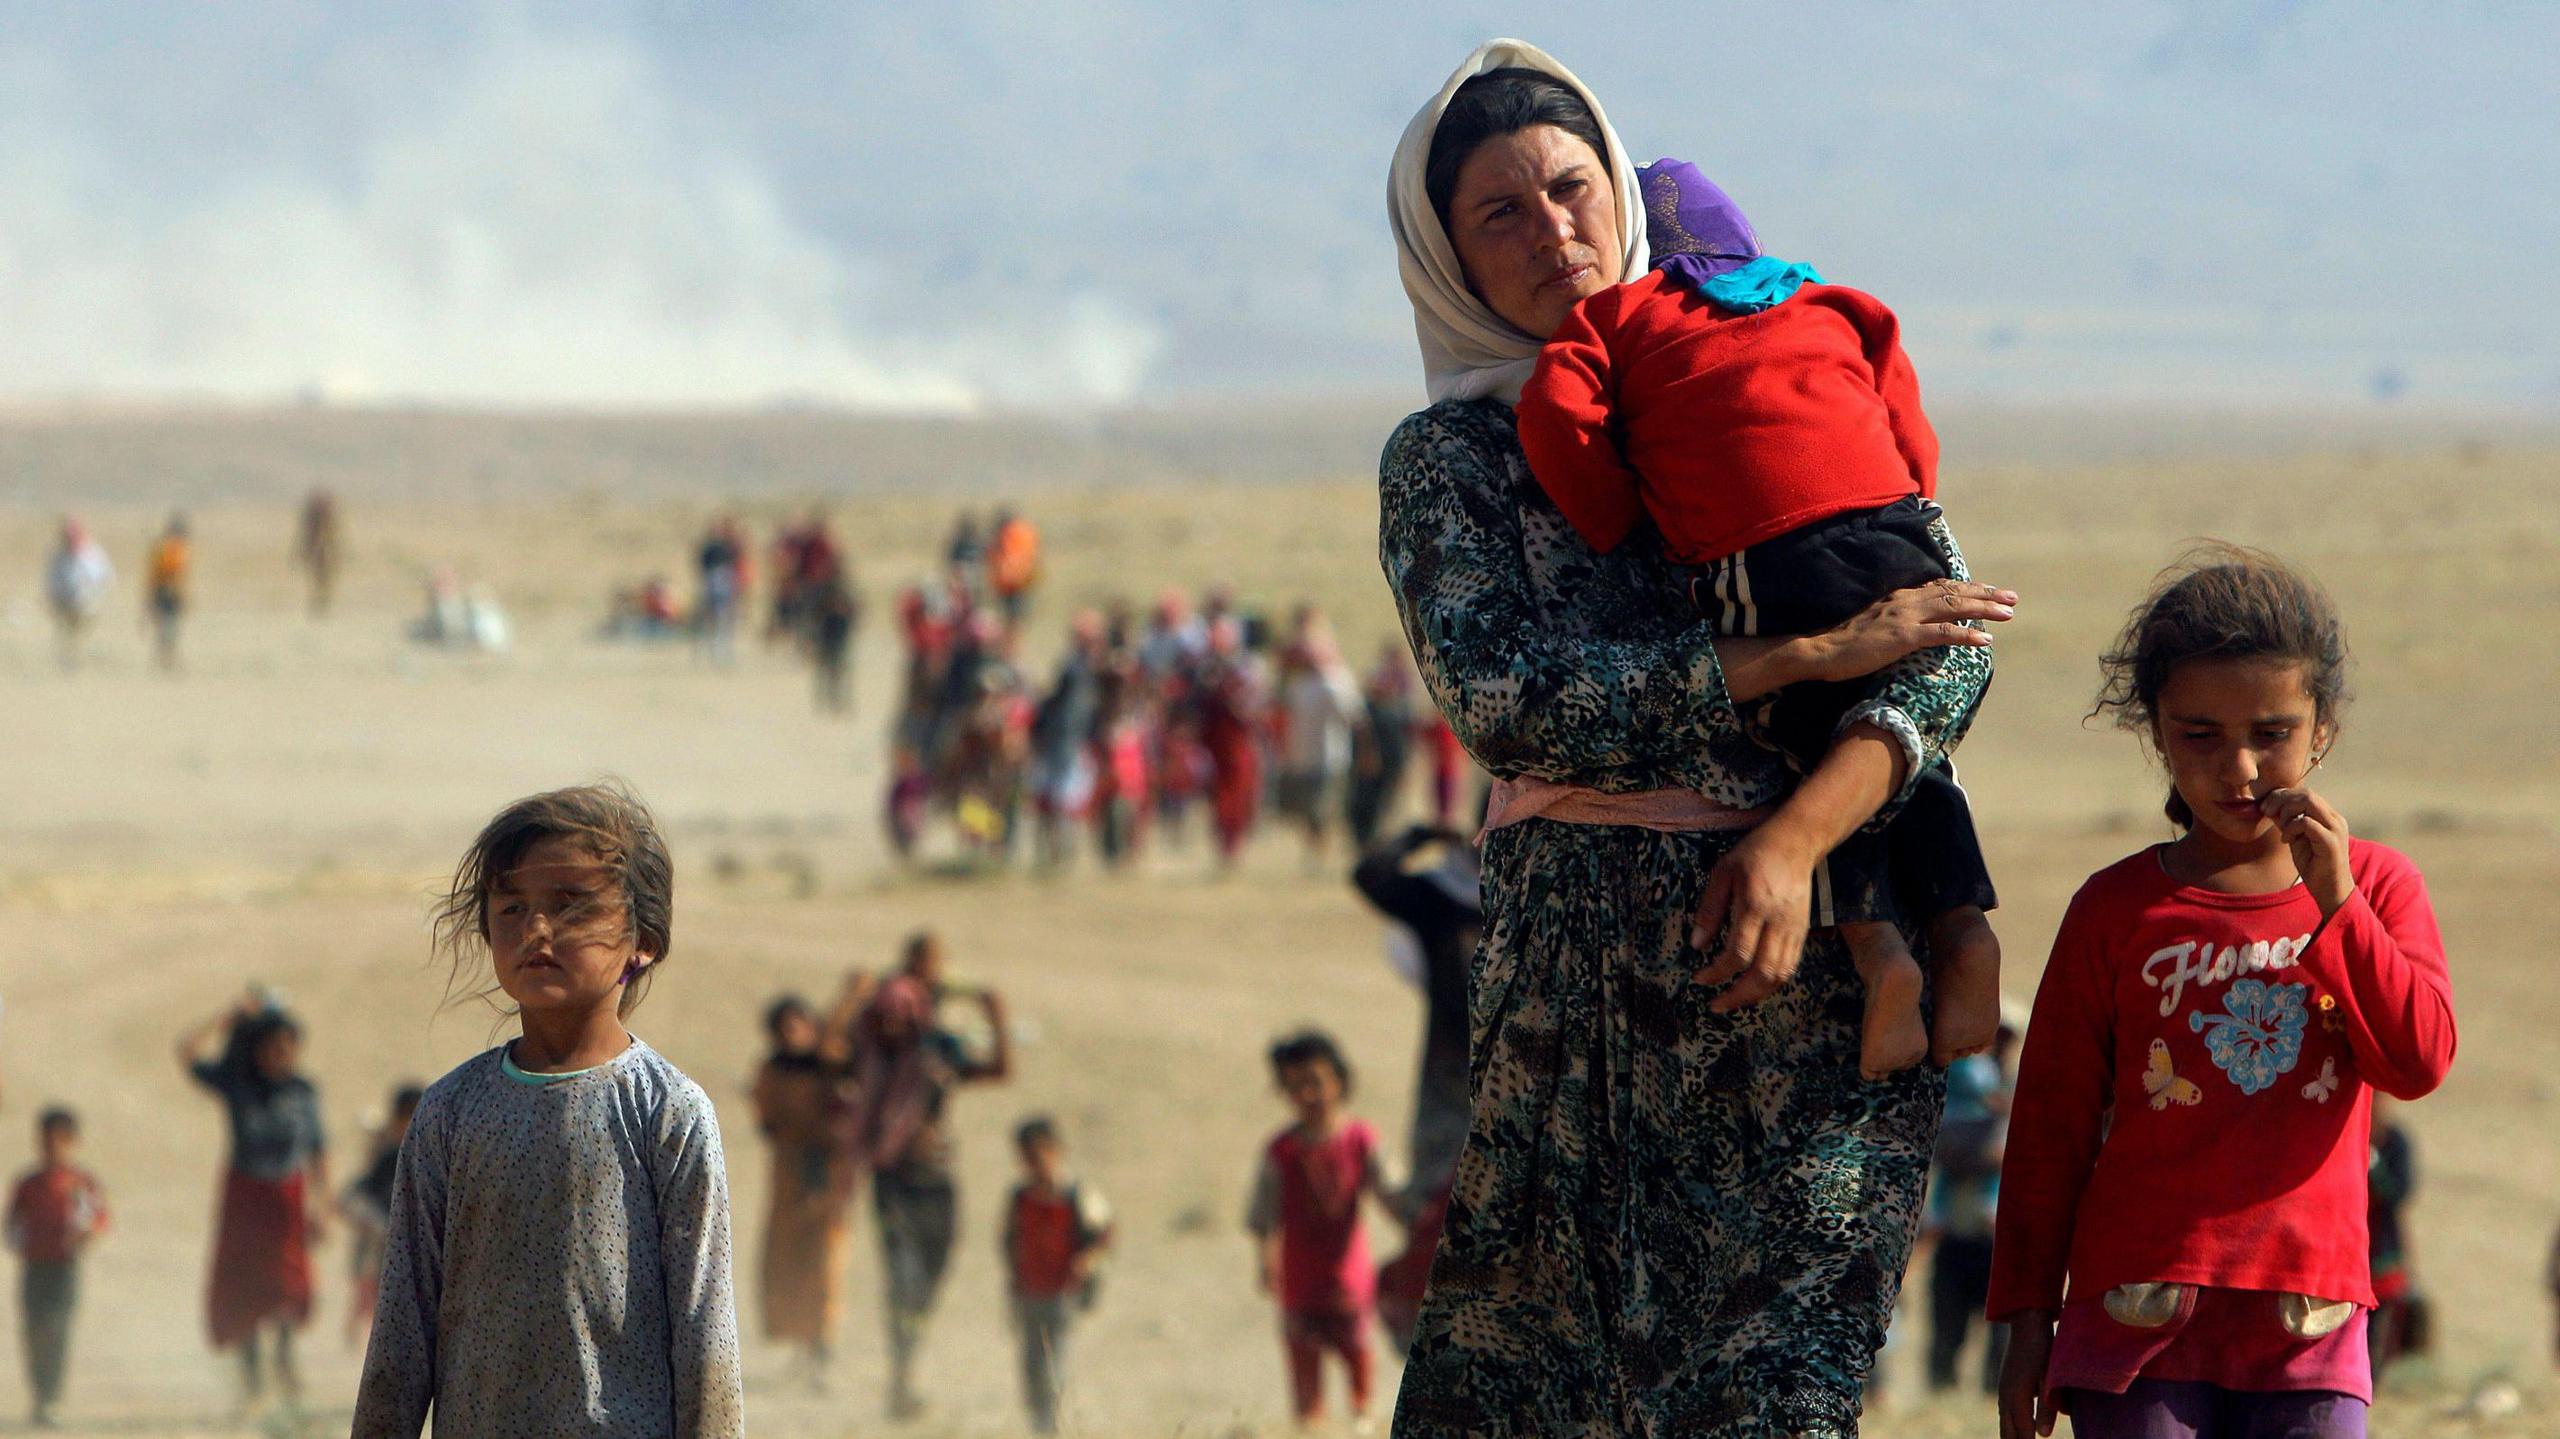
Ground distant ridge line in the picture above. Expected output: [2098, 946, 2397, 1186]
[3, 398, 2552, 509]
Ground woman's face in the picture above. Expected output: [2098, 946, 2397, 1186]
[1444, 123, 1622, 340]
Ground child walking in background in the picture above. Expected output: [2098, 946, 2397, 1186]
[1516, 158, 2003, 1079]
[2363, 1096, 2427, 1375]
[1990, 548, 2456, 1439]
[340, 1082, 423, 1347]
[8, 1108, 108, 1428]
[1925, 1007, 2022, 1396]
[1248, 1031, 1398, 1430]
[177, 990, 328, 1419]
[750, 992, 857, 1388]
[351, 783, 743, 1438]
[1003, 1116, 1115, 1434]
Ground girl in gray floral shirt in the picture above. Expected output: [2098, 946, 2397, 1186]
[352, 785, 743, 1438]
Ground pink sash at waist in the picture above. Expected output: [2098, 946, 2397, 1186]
[1478, 775, 1768, 842]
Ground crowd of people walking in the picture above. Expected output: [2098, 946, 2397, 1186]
[885, 566, 1469, 872]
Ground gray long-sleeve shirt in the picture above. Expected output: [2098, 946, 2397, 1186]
[350, 1039, 744, 1438]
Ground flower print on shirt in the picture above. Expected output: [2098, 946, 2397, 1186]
[2187, 978, 2309, 1095]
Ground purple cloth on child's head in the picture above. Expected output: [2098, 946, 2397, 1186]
[1639, 158, 1760, 292]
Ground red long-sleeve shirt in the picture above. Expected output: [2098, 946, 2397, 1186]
[1517, 270, 1938, 565]
[1988, 840, 2455, 1321]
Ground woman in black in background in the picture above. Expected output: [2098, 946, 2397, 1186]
[1353, 822, 1482, 1347]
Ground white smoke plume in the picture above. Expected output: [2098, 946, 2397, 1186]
[0, 23, 1164, 411]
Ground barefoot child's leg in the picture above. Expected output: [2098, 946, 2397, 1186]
[1842, 922, 1930, 1080]
[1879, 768, 2004, 1066]
[1927, 906, 2004, 1068]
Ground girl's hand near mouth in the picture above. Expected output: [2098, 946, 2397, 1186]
[2260, 784, 2353, 915]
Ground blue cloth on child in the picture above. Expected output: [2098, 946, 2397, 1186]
[1692, 254, 1825, 314]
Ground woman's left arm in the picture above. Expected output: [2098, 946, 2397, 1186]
[1831, 515, 1998, 827]
[1688, 724, 1904, 1002]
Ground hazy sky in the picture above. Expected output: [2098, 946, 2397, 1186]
[2, 2, 2550, 411]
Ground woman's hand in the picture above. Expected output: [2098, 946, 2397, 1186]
[1998, 1309, 2058, 1439]
[2260, 785, 2353, 916]
[1688, 821, 1819, 1009]
[1808, 578, 2016, 684]
[1689, 723, 1907, 1008]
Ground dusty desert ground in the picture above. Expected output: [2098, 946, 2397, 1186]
[0, 403, 2554, 1436]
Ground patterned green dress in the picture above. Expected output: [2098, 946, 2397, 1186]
[1379, 400, 1991, 1438]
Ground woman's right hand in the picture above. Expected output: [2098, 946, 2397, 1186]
[1998, 1309, 2059, 1439]
[1811, 578, 2016, 684]
[1688, 820, 1819, 1008]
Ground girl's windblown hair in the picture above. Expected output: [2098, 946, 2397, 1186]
[433, 781, 674, 1016]
[2092, 543, 2351, 827]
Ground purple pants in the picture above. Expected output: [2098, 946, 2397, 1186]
[2067, 1380, 2367, 1439]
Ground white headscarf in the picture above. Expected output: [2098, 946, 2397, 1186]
[1387, 38, 1650, 406]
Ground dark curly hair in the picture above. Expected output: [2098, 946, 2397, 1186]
[2092, 543, 2350, 827]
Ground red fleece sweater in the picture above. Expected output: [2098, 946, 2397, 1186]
[1987, 840, 2456, 1320]
[1517, 271, 1937, 564]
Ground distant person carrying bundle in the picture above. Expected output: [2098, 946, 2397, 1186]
[177, 991, 328, 1422]
[843, 933, 1012, 1422]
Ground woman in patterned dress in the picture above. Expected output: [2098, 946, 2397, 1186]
[1380, 41, 2019, 1437]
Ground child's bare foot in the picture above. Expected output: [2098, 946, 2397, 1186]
[1927, 905, 2004, 1068]
[1843, 922, 1930, 1081]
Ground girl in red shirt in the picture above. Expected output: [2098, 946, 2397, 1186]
[1990, 546, 2455, 1439]
[1247, 1031, 1399, 1429]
